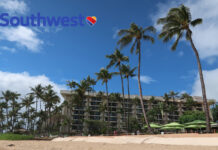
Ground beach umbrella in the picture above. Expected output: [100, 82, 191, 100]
[185, 120, 215, 126]
[185, 124, 206, 129]
[161, 126, 183, 130]
[185, 120, 206, 125]
[144, 123, 162, 129]
[211, 123, 218, 128]
[163, 122, 184, 127]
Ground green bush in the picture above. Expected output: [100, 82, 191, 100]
[212, 105, 218, 122]
[0, 133, 34, 140]
[179, 111, 205, 124]
[85, 120, 107, 135]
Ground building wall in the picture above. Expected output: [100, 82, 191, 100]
[60, 90, 212, 134]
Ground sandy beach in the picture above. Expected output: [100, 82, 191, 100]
[0, 134, 217, 150]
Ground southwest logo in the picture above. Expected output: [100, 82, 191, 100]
[86, 16, 97, 26]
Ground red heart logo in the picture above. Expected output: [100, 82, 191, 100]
[86, 16, 97, 26]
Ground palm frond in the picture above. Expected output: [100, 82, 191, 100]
[117, 35, 133, 49]
[143, 26, 156, 33]
[180, 4, 191, 22]
[171, 32, 183, 50]
[118, 29, 131, 36]
[121, 56, 129, 62]
[130, 23, 139, 32]
[157, 17, 167, 24]
[143, 35, 154, 43]
[106, 60, 115, 69]
[191, 18, 203, 27]
[168, 7, 185, 20]
[130, 40, 137, 54]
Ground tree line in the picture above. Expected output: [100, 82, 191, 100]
[0, 85, 61, 135]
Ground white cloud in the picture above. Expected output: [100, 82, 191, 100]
[0, 0, 28, 14]
[152, 0, 218, 63]
[192, 68, 218, 102]
[0, 70, 66, 100]
[0, 26, 43, 52]
[134, 75, 155, 84]
[0, 46, 16, 53]
[0, 0, 44, 52]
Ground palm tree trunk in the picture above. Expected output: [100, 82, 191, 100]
[188, 30, 211, 133]
[105, 81, 110, 134]
[127, 77, 130, 132]
[6, 107, 9, 131]
[27, 107, 30, 131]
[35, 99, 38, 132]
[137, 41, 152, 133]
[36, 99, 38, 112]
[40, 100, 41, 111]
[118, 64, 126, 130]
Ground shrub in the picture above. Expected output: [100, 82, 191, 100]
[0, 133, 34, 140]
[179, 111, 205, 124]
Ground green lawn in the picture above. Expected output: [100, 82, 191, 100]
[0, 133, 34, 140]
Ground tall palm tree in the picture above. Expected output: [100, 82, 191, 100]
[95, 68, 113, 133]
[84, 76, 97, 121]
[9, 92, 20, 132]
[44, 85, 60, 134]
[31, 84, 44, 112]
[117, 23, 156, 133]
[168, 91, 179, 121]
[157, 4, 211, 132]
[1, 90, 12, 129]
[169, 91, 179, 102]
[163, 93, 170, 123]
[86, 75, 97, 91]
[120, 64, 136, 131]
[22, 94, 35, 131]
[121, 64, 137, 102]
[106, 49, 129, 129]
[66, 80, 79, 124]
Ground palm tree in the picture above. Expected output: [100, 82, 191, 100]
[121, 64, 136, 131]
[106, 49, 129, 129]
[168, 91, 179, 121]
[95, 68, 113, 133]
[0, 102, 6, 133]
[169, 91, 179, 102]
[1, 90, 12, 129]
[84, 76, 96, 110]
[157, 102, 165, 123]
[9, 92, 20, 132]
[44, 85, 60, 134]
[22, 94, 35, 131]
[117, 23, 156, 133]
[31, 84, 44, 111]
[157, 4, 211, 132]
[85, 75, 97, 91]
[66, 80, 79, 124]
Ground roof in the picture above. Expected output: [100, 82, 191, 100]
[60, 90, 215, 103]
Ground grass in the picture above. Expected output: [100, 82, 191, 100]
[0, 133, 34, 140]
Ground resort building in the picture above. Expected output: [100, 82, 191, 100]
[60, 90, 214, 134]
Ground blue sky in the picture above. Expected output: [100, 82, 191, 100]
[0, 0, 218, 101]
